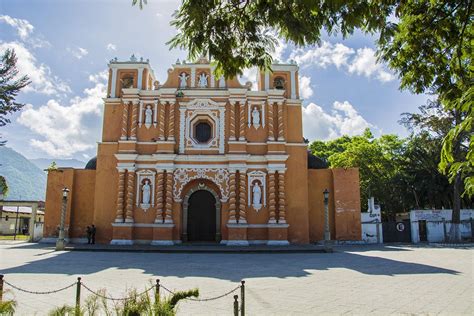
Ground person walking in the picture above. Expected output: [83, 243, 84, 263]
[86, 226, 92, 244]
[91, 224, 96, 244]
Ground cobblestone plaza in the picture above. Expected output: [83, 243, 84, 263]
[0, 242, 472, 315]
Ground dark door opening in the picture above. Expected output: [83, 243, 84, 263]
[419, 220, 428, 242]
[187, 190, 217, 242]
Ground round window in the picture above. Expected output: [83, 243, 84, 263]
[195, 122, 212, 143]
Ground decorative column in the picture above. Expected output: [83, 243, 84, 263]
[130, 101, 138, 140]
[239, 102, 246, 141]
[290, 69, 296, 99]
[164, 170, 173, 223]
[153, 100, 158, 128]
[167, 102, 175, 141]
[121, 102, 129, 140]
[267, 102, 275, 141]
[277, 103, 285, 141]
[138, 101, 144, 127]
[219, 107, 225, 153]
[115, 170, 126, 222]
[125, 170, 135, 223]
[110, 67, 118, 98]
[179, 108, 186, 153]
[238, 171, 247, 223]
[277, 171, 286, 223]
[154, 171, 165, 223]
[228, 172, 237, 223]
[268, 172, 277, 224]
[158, 101, 166, 140]
[137, 67, 144, 90]
[229, 101, 236, 141]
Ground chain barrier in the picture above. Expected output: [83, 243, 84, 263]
[3, 280, 76, 295]
[160, 283, 241, 302]
[80, 283, 154, 301]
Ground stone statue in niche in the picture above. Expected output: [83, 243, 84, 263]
[218, 75, 225, 88]
[252, 182, 262, 211]
[178, 72, 188, 88]
[198, 73, 208, 88]
[142, 180, 151, 206]
[144, 105, 153, 128]
[252, 106, 260, 128]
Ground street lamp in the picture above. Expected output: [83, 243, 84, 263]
[56, 187, 70, 251]
[323, 188, 332, 252]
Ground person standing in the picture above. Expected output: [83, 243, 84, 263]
[86, 226, 92, 244]
[91, 224, 96, 244]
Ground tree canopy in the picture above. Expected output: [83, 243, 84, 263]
[0, 48, 30, 144]
[146, 0, 472, 196]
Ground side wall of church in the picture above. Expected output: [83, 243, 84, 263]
[307, 168, 361, 242]
[44, 169, 96, 240]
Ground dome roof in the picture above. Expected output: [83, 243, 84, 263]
[307, 151, 328, 169]
[85, 157, 97, 170]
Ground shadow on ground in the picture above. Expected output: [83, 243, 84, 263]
[0, 243, 461, 282]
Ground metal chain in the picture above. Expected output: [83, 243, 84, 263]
[160, 284, 241, 302]
[81, 283, 154, 301]
[3, 280, 76, 295]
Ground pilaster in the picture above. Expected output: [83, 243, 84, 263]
[154, 171, 165, 223]
[125, 170, 135, 223]
[228, 172, 237, 223]
[115, 170, 126, 222]
[164, 170, 174, 223]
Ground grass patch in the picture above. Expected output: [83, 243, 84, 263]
[0, 235, 29, 240]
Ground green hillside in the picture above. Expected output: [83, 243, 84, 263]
[0, 146, 46, 201]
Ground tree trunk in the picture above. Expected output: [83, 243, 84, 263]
[448, 110, 463, 242]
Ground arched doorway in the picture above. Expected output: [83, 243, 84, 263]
[182, 184, 221, 242]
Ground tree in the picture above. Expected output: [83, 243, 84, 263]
[0, 48, 30, 144]
[145, 0, 473, 198]
[401, 100, 471, 240]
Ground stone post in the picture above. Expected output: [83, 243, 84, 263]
[115, 170, 125, 222]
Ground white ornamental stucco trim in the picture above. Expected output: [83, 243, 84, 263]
[173, 168, 230, 202]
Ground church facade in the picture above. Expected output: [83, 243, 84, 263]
[43, 56, 361, 245]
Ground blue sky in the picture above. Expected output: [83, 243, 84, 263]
[1, 0, 429, 161]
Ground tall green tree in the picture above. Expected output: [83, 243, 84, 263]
[136, 0, 473, 198]
[0, 48, 30, 145]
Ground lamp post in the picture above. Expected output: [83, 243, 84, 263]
[323, 188, 332, 252]
[56, 187, 70, 251]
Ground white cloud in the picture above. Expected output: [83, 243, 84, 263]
[270, 37, 288, 61]
[68, 46, 89, 59]
[239, 67, 258, 90]
[291, 41, 395, 83]
[106, 43, 116, 51]
[348, 47, 395, 82]
[299, 75, 313, 99]
[0, 15, 34, 40]
[291, 42, 354, 69]
[0, 41, 71, 95]
[17, 73, 106, 158]
[302, 101, 373, 141]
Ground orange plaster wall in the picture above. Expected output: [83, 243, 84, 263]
[285, 146, 310, 243]
[332, 168, 361, 240]
[92, 143, 119, 243]
[102, 102, 122, 142]
[286, 105, 303, 142]
[44, 169, 74, 238]
[69, 170, 96, 239]
[307, 169, 336, 242]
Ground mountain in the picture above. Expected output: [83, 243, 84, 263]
[0, 147, 47, 201]
[30, 158, 86, 170]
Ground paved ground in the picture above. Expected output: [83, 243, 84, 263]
[0, 242, 472, 315]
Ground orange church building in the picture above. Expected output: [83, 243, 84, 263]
[43, 56, 361, 245]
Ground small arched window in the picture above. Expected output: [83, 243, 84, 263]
[273, 77, 285, 90]
[195, 122, 212, 143]
[121, 76, 134, 89]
